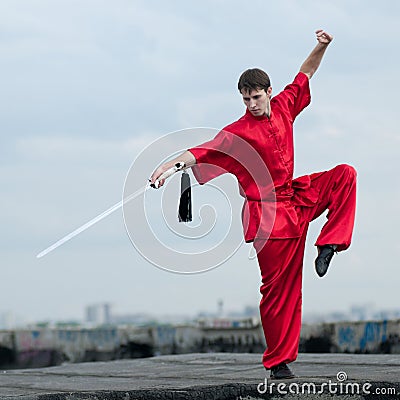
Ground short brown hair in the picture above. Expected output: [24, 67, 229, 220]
[238, 68, 271, 94]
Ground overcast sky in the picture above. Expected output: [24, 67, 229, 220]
[1, 0, 399, 324]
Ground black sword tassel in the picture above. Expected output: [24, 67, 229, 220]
[178, 170, 192, 222]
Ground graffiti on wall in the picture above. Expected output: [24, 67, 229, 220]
[337, 321, 388, 352]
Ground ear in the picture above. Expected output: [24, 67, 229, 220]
[267, 86, 272, 98]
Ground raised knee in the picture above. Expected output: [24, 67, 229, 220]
[335, 164, 357, 180]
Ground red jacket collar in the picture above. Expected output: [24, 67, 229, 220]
[245, 108, 270, 121]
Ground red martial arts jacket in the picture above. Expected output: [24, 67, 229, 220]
[188, 72, 320, 242]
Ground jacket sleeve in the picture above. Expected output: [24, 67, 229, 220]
[188, 128, 234, 185]
[274, 72, 311, 121]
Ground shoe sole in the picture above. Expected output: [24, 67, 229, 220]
[270, 374, 296, 379]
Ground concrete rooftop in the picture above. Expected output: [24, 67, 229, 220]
[0, 353, 399, 399]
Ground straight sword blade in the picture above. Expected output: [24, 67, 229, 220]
[36, 185, 148, 258]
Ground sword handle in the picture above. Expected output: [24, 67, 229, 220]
[150, 162, 186, 189]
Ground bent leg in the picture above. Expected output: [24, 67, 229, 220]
[254, 227, 308, 369]
[304, 164, 357, 252]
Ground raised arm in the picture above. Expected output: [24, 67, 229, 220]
[300, 29, 333, 80]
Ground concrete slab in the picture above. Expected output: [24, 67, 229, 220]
[0, 353, 399, 399]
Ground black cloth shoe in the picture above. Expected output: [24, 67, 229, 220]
[270, 363, 295, 379]
[315, 245, 337, 277]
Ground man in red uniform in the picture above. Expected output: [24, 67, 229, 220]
[151, 29, 356, 379]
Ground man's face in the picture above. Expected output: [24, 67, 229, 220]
[241, 87, 272, 117]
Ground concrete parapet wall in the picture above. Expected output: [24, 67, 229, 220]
[0, 318, 399, 368]
[334, 319, 400, 353]
[301, 319, 400, 353]
[0, 326, 152, 368]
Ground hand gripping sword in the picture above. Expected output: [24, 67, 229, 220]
[36, 162, 186, 258]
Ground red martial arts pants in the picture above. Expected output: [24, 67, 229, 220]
[253, 164, 357, 369]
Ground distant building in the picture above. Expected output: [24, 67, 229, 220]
[85, 303, 112, 326]
[0, 311, 16, 330]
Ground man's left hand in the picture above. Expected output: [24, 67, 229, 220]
[316, 29, 333, 45]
